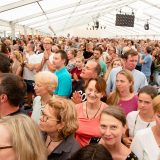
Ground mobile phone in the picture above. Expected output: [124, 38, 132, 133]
[89, 137, 101, 144]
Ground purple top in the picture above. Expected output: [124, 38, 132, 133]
[118, 95, 138, 115]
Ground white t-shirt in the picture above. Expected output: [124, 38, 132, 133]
[37, 52, 54, 72]
[131, 127, 160, 160]
[31, 96, 44, 124]
[127, 111, 156, 137]
[23, 53, 40, 80]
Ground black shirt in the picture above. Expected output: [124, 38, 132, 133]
[47, 134, 80, 160]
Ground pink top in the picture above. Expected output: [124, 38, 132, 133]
[75, 102, 107, 147]
[118, 95, 138, 115]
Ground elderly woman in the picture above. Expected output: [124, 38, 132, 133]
[131, 95, 160, 160]
[76, 77, 108, 147]
[31, 71, 58, 124]
[107, 69, 138, 115]
[39, 97, 80, 160]
[99, 107, 138, 160]
[0, 114, 47, 160]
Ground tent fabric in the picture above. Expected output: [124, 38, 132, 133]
[0, 0, 160, 38]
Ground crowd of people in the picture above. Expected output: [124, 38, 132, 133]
[0, 36, 160, 160]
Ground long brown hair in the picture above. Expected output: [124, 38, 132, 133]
[107, 69, 134, 105]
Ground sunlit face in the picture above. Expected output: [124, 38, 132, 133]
[75, 58, 84, 68]
[138, 93, 153, 114]
[43, 41, 52, 51]
[80, 61, 97, 79]
[53, 53, 65, 69]
[0, 125, 17, 160]
[108, 48, 115, 55]
[67, 51, 74, 60]
[94, 50, 101, 59]
[9, 53, 15, 60]
[116, 74, 132, 92]
[125, 55, 138, 71]
[99, 114, 126, 146]
[34, 79, 49, 97]
[85, 80, 103, 104]
[39, 105, 63, 134]
[112, 60, 122, 68]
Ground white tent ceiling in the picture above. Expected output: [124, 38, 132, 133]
[0, 0, 160, 38]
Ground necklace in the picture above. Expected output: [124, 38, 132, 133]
[132, 112, 153, 136]
[47, 137, 63, 148]
[86, 102, 102, 119]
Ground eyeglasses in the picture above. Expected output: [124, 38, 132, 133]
[40, 110, 59, 122]
[43, 43, 51, 45]
[0, 146, 13, 150]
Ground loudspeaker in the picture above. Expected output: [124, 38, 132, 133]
[115, 14, 135, 27]
[144, 23, 149, 30]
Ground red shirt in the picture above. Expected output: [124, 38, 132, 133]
[70, 67, 82, 79]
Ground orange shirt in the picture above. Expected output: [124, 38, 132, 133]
[75, 102, 107, 147]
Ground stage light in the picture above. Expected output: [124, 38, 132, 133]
[86, 21, 106, 30]
[144, 22, 149, 30]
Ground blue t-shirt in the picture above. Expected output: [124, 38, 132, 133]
[54, 67, 72, 97]
[141, 54, 152, 76]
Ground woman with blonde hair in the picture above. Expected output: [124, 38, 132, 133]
[107, 69, 138, 115]
[39, 97, 80, 160]
[10, 50, 23, 76]
[32, 71, 58, 124]
[0, 114, 47, 160]
[104, 57, 124, 81]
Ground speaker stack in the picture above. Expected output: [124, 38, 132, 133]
[115, 14, 135, 27]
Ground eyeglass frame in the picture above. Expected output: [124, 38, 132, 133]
[0, 146, 13, 150]
[40, 110, 59, 122]
[43, 43, 52, 45]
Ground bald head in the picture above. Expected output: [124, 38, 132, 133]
[80, 61, 101, 80]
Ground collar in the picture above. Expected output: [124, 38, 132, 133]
[52, 134, 75, 154]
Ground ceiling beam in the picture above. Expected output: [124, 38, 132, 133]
[141, 0, 160, 10]
[13, 0, 99, 23]
[27, 0, 138, 29]
[0, 0, 42, 13]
